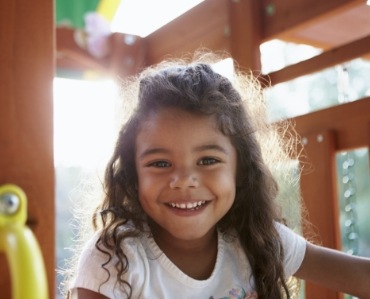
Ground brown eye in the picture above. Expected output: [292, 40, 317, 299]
[148, 161, 171, 168]
[198, 157, 219, 166]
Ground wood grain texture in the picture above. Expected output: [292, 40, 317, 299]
[0, 0, 55, 298]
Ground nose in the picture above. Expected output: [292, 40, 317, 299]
[169, 167, 199, 189]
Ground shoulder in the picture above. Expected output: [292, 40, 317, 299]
[70, 228, 150, 298]
[275, 222, 305, 245]
[275, 222, 307, 277]
[82, 230, 145, 261]
[86, 228, 150, 272]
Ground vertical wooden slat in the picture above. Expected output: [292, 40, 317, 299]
[299, 130, 342, 299]
[0, 0, 55, 298]
[228, 0, 262, 71]
[108, 33, 146, 79]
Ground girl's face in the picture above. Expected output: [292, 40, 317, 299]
[135, 107, 237, 244]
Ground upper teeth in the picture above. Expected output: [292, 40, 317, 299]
[169, 201, 205, 209]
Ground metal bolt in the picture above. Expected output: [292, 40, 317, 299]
[124, 56, 134, 67]
[0, 192, 20, 215]
[317, 134, 324, 143]
[124, 34, 136, 46]
[265, 4, 276, 16]
[224, 25, 230, 37]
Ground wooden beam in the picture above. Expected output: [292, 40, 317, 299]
[294, 99, 370, 299]
[108, 33, 146, 80]
[228, 0, 262, 71]
[277, 3, 370, 51]
[261, 0, 363, 40]
[299, 130, 341, 299]
[262, 35, 370, 86]
[56, 27, 110, 74]
[145, 0, 230, 65]
[0, 0, 55, 298]
[293, 97, 370, 151]
[57, 28, 146, 79]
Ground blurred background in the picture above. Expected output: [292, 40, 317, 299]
[54, 1, 370, 298]
[2, 1, 369, 298]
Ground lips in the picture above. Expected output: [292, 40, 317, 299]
[166, 200, 207, 210]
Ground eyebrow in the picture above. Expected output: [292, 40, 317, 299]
[138, 148, 169, 159]
[138, 143, 229, 159]
[194, 144, 229, 154]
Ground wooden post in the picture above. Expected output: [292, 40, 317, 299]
[108, 33, 146, 79]
[0, 0, 55, 298]
[299, 130, 342, 299]
[228, 0, 262, 71]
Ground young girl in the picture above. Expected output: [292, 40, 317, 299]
[67, 52, 370, 299]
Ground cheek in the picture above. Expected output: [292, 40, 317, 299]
[137, 187, 151, 214]
[137, 180, 150, 202]
[137, 172, 160, 191]
[210, 172, 237, 199]
[215, 167, 236, 185]
[136, 167, 150, 188]
[137, 173, 163, 204]
[223, 172, 237, 199]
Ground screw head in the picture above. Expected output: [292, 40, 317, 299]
[0, 193, 20, 215]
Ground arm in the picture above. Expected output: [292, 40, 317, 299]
[77, 288, 110, 299]
[295, 242, 370, 298]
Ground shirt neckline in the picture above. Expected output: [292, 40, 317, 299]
[141, 227, 225, 288]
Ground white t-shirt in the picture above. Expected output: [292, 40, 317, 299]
[70, 223, 306, 299]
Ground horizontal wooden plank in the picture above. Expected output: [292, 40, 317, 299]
[262, 35, 370, 86]
[262, 0, 362, 40]
[145, 0, 230, 65]
[57, 28, 146, 79]
[278, 2, 370, 51]
[292, 97, 370, 151]
[56, 27, 110, 72]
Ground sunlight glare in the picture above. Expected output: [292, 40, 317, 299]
[111, 0, 204, 37]
[53, 78, 119, 170]
[211, 58, 235, 82]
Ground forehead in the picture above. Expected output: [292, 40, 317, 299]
[138, 108, 217, 136]
[136, 108, 234, 152]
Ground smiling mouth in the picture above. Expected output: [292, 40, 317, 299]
[167, 200, 207, 210]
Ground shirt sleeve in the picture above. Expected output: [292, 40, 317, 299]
[276, 223, 307, 277]
[69, 232, 147, 299]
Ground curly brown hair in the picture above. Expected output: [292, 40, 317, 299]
[84, 51, 301, 298]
